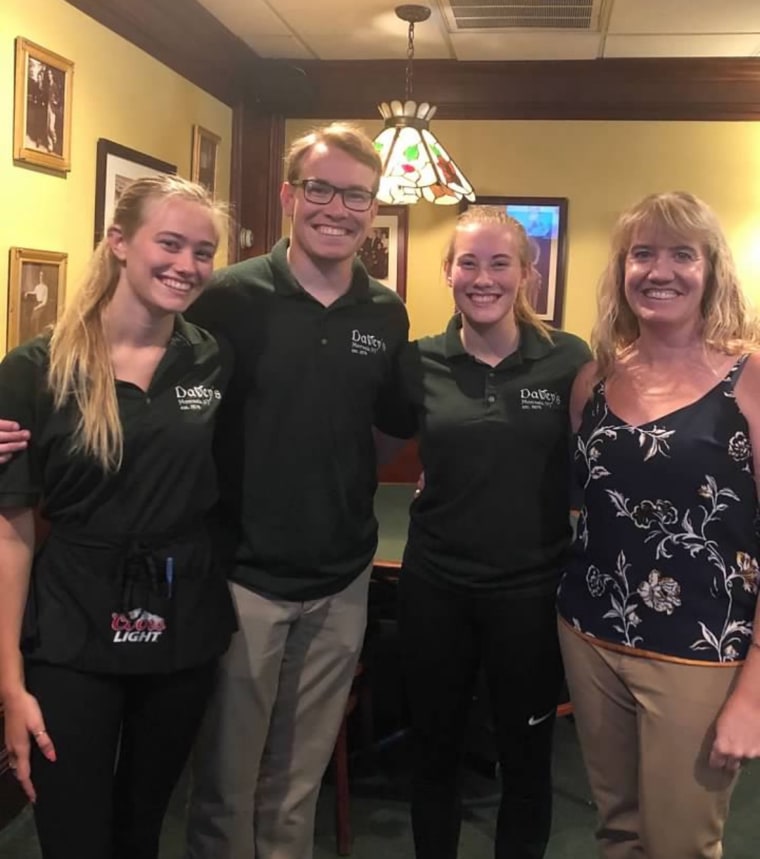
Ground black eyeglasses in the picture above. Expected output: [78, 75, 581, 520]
[290, 179, 376, 212]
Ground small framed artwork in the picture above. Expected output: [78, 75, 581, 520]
[13, 38, 74, 172]
[94, 139, 177, 246]
[191, 125, 221, 195]
[358, 205, 409, 300]
[7, 248, 68, 350]
[465, 196, 569, 328]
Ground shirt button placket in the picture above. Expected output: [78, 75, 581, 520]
[485, 371, 497, 406]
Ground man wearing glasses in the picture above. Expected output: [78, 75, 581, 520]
[181, 123, 413, 858]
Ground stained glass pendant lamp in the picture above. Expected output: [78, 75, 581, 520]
[373, 4, 476, 206]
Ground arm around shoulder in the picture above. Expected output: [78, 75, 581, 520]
[0, 345, 48, 462]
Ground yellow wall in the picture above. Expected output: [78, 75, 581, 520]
[1, 0, 232, 352]
[286, 118, 760, 342]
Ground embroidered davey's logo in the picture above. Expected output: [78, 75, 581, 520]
[174, 384, 222, 411]
[520, 387, 562, 410]
[351, 328, 386, 356]
[111, 608, 166, 644]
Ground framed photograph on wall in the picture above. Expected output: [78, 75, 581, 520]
[94, 139, 177, 246]
[7, 248, 68, 350]
[13, 38, 74, 172]
[358, 205, 409, 300]
[465, 196, 569, 328]
[191, 125, 221, 195]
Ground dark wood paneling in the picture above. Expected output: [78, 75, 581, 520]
[227, 102, 246, 265]
[284, 57, 760, 121]
[236, 111, 285, 258]
[64, 2, 760, 121]
[65, 0, 258, 105]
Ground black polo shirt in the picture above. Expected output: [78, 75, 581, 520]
[401, 315, 591, 594]
[0, 318, 228, 524]
[185, 238, 413, 600]
[0, 318, 236, 672]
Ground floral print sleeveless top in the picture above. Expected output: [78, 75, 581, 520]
[558, 357, 760, 663]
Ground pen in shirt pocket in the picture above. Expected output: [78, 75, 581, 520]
[165, 556, 174, 599]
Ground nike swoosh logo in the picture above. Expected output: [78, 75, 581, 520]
[527, 709, 555, 727]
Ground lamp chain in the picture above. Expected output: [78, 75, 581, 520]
[405, 21, 415, 100]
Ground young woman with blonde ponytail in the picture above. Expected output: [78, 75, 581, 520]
[0, 175, 236, 859]
[395, 206, 591, 859]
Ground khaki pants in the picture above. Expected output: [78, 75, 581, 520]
[185, 567, 370, 859]
[558, 620, 740, 859]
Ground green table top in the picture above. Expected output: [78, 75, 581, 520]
[374, 483, 416, 566]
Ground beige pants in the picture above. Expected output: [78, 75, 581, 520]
[558, 620, 740, 859]
[185, 567, 370, 859]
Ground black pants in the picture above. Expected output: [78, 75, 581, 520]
[25, 660, 217, 859]
[398, 569, 563, 859]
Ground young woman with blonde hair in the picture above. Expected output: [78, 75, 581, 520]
[0, 175, 236, 859]
[558, 191, 760, 858]
[398, 206, 590, 859]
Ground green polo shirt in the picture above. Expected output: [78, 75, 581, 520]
[0, 317, 229, 528]
[0, 319, 236, 673]
[401, 315, 591, 593]
[185, 238, 413, 600]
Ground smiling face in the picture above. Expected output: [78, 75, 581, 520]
[108, 196, 218, 317]
[623, 224, 708, 331]
[280, 142, 379, 268]
[445, 222, 528, 329]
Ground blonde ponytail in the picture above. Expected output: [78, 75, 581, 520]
[48, 175, 223, 470]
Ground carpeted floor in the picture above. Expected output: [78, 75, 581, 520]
[1, 715, 758, 858]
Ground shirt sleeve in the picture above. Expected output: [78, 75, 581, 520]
[374, 320, 419, 440]
[186, 278, 266, 378]
[0, 347, 45, 509]
[185, 275, 245, 341]
[575, 337, 593, 367]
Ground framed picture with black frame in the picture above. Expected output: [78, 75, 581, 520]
[464, 196, 569, 328]
[93, 139, 177, 246]
[357, 205, 409, 300]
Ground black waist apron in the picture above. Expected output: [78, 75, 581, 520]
[22, 520, 236, 674]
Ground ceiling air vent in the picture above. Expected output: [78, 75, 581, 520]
[440, 0, 602, 32]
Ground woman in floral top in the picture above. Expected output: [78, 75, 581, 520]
[558, 191, 760, 859]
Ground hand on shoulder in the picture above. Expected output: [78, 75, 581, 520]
[0, 420, 30, 463]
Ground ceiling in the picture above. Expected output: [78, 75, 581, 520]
[195, 0, 760, 63]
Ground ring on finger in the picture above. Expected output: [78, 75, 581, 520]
[33, 730, 47, 738]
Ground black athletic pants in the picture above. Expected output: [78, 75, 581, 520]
[25, 660, 217, 859]
[398, 568, 563, 859]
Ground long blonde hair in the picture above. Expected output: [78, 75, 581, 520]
[594, 191, 760, 376]
[48, 175, 222, 470]
[445, 206, 553, 340]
